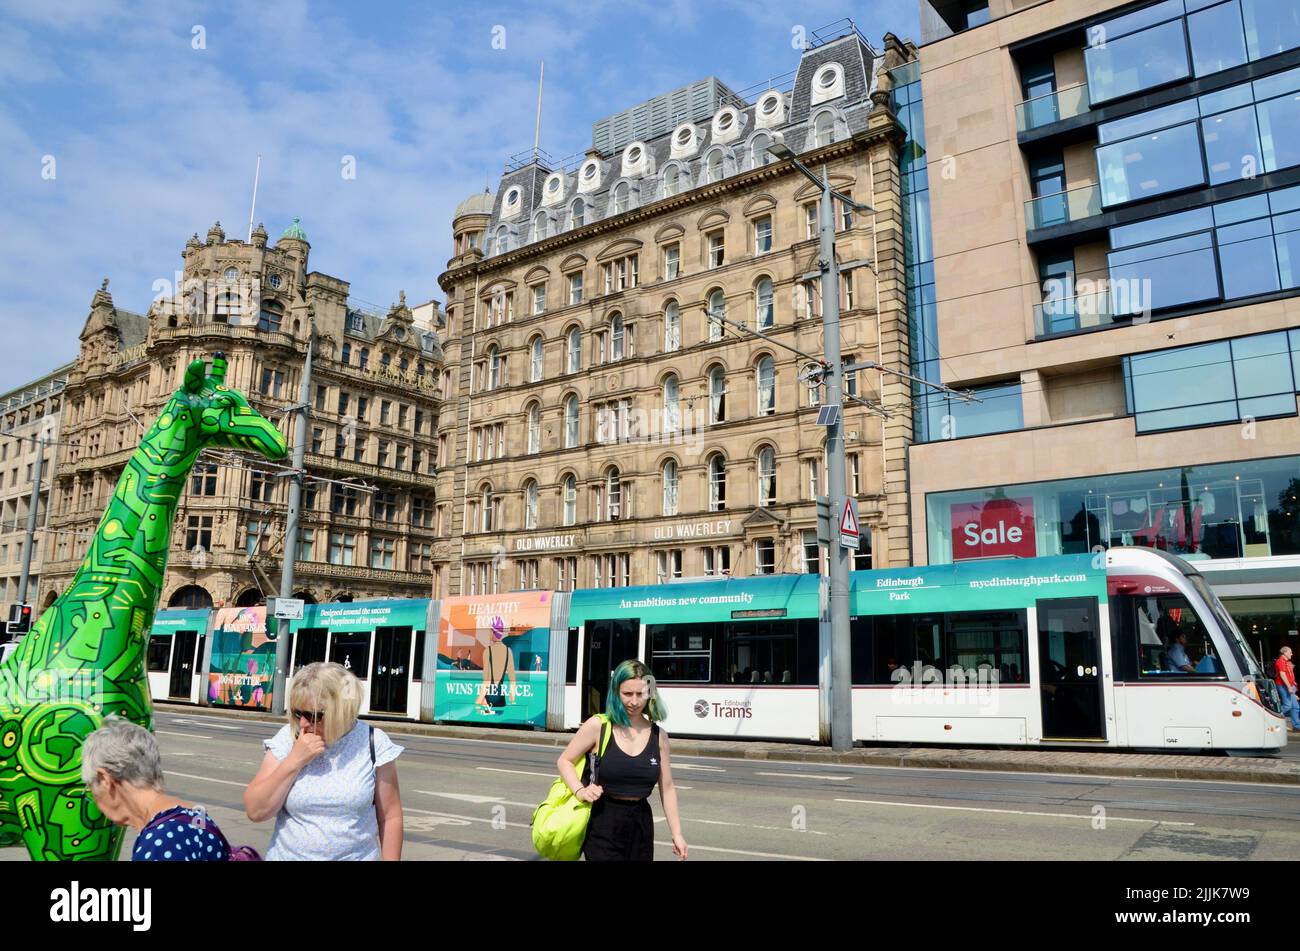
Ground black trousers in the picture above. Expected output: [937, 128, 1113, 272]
[583, 797, 653, 862]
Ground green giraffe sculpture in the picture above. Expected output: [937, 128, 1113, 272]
[0, 352, 287, 860]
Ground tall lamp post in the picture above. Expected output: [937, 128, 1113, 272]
[769, 141, 869, 751]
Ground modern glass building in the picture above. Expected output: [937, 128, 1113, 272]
[909, 0, 1300, 660]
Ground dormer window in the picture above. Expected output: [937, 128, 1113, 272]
[534, 210, 548, 240]
[583, 163, 598, 181]
[664, 165, 681, 197]
[760, 94, 780, 115]
[718, 113, 733, 131]
[628, 145, 642, 163]
[614, 182, 630, 214]
[814, 111, 835, 148]
[676, 128, 692, 146]
[706, 151, 723, 183]
[571, 198, 586, 228]
[811, 64, 846, 105]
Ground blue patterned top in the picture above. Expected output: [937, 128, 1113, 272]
[132, 806, 230, 861]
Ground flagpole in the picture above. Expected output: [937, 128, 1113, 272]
[247, 154, 262, 243]
[533, 61, 544, 161]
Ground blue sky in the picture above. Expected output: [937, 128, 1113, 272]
[0, 0, 919, 393]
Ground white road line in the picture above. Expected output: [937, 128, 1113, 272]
[754, 771, 853, 782]
[167, 771, 245, 788]
[156, 730, 212, 740]
[476, 767, 555, 778]
[834, 798, 1196, 826]
[653, 840, 826, 861]
[403, 804, 533, 831]
[672, 764, 727, 772]
[415, 791, 538, 808]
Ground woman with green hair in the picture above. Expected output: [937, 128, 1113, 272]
[555, 659, 688, 861]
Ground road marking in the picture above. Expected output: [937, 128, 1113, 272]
[476, 767, 555, 778]
[415, 791, 538, 808]
[673, 764, 727, 772]
[157, 730, 212, 740]
[754, 771, 853, 782]
[653, 840, 826, 861]
[834, 798, 1196, 826]
[168, 771, 245, 788]
[404, 805, 533, 831]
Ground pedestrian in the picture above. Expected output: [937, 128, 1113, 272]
[555, 659, 687, 861]
[1274, 646, 1300, 731]
[82, 717, 231, 861]
[244, 661, 404, 860]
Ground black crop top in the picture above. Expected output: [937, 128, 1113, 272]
[597, 723, 661, 799]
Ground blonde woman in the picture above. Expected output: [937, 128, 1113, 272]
[244, 662, 404, 860]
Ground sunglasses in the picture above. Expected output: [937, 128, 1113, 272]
[293, 709, 326, 723]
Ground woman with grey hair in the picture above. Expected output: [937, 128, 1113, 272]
[83, 717, 231, 861]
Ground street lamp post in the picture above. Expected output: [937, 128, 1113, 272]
[770, 141, 860, 751]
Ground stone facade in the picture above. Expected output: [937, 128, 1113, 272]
[44, 222, 445, 610]
[0, 363, 72, 613]
[434, 30, 920, 596]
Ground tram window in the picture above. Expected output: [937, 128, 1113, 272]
[413, 630, 426, 681]
[851, 617, 872, 684]
[725, 619, 812, 685]
[946, 611, 1026, 684]
[648, 624, 713, 683]
[330, 632, 371, 679]
[147, 635, 172, 672]
[293, 628, 328, 673]
[566, 628, 579, 685]
[1134, 595, 1224, 678]
[871, 615, 944, 685]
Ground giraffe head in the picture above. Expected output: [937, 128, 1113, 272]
[171, 352, 288, 461]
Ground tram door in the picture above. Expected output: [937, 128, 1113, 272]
[168, 630, 199, 699]
[582, 618, 641, 720]
[1037, 598, 1105, 740]
[370, 626, 412, 715]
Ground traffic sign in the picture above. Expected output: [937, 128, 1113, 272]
[839, 497, 860, 550]
[271, 598, 305, 621]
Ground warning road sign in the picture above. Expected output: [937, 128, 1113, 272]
[839, 497, 859, 549]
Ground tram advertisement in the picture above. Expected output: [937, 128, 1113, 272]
[208, 605, 275, 711]
[435, 592, 551, 726]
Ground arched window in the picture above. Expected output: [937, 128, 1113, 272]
[481, 485, 495, 532]
[563, 394, 579, 448]
[706, 150, 723, 183]
[662, 460, 679, 516]
[168, 585, 212, 610]
[258, 299, 284, 332]
[814, 111, 835, 148]
[488, 345, 501, 389]
[399, 357, 409, 373]
[758, 446, 776, 506]
[662, 375, 680, 432]
[566, 327, 581, 373]
[530, 336, 544, 382]
[341, 342, 352, 366]
[359, 348, 370, 370]
[756, 277, 774, 329]
[707, 289, 725, 342]
[708, 455, 726, 512]
[527, 402, 541, 454]
[495, 225, 509, 253]
[534, 211, 548, 240]
[757, 355, 776, 416]
[381, 352, 392, 369]
[709, 366, 726, 423]
[751, 132, 772, 167]
[571, 199, 585, 228]
[524, 479, 539, 530]
[614, 182, 630, 214]
[606, 468, 622, 520]
[562, 475, 577, 526]
[663, 165, 680, 197]
[663, 300, 681, 352]
[611, 312, 625, 360]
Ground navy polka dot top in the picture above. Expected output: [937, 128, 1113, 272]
[132, 806, 231, 862]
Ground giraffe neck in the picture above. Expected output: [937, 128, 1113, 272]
[63, 396, 202, 616]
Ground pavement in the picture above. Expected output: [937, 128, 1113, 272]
[153, 700, 1300, 785]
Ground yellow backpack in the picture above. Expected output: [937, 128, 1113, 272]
[531, 715, 612, 861]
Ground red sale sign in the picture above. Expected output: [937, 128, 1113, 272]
[950, 496, 1037, 560]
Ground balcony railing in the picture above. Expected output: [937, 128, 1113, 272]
[1016, 83, 1090, 133]
[1033, 286, 1117, 337]
[1025, 182, 1100, 231]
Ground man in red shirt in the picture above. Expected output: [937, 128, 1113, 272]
[1274, 646, 1300, 730]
